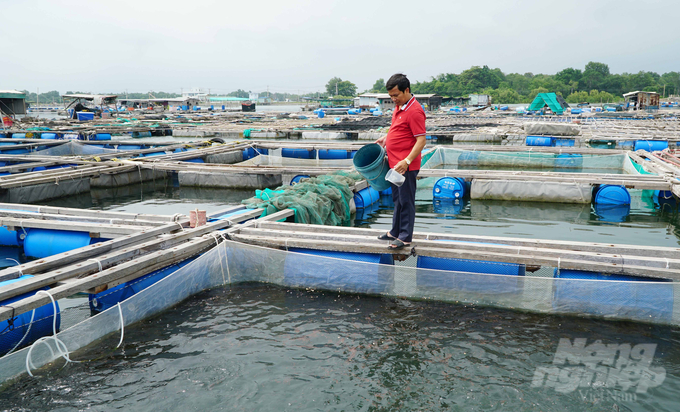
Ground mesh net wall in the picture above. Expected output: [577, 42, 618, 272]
[29, 141, 122, 157]
[236, 153, 354, 168]
[1, 239, 678, 385]
[421, 147, 639, 172]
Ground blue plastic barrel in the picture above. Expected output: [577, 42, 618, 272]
[0, 226, 21, 247]
[417, 241, 525, 295]
[242, 147, 254, 160]
[94, 133, 112, 141]
[352, 143, 390, 191]
[354, 200, 379, 221]
[318, 149, 350, 159]
[555, 154, 583, 168]
[40, 133, 57, 139]
[433, 177, 467, 200]
[0, 133, 6, 138]
[89, 258, 195, 313]
[379, 187, 392, 196]
[290, 175, 310, 185]
[526, 136, 554, 146]
[353, 186, 380, 209]
[142, 152, 166, 157]
[593, 185, 630, 205]
[23, 229, 95, 259]
[317, 110, 325, 118]
[433, 199, 465, 215]
[282, 148, 316, 159]
[571, 109, 582, 114]
[11, 133, 26, 139]
[183, 158, 205, 163]
[0, 275, 61, 355]
[284, 248, 394, 294]
[593, 203, 630, 222]
[553, 269, 673, 320]
[373, 111, 383, 116]
[653, 190, 677, 212]
[553, 138, 575, 147]
[634, 140, 669, 152]
[222, 105, 226, 110]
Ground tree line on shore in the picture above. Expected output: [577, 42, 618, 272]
[405, 62, 680, 104]
[18, 62, 680, 105]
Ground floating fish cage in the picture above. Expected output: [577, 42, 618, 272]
[3, 236, 678, 386]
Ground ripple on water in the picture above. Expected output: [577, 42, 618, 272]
[1, 283, 679, 411]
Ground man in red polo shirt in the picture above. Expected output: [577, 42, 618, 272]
[375, 73, 427, 250]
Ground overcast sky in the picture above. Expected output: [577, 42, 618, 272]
[2, 0, 678, 95]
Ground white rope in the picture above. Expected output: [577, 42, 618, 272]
[666, 258, 670, 269]
[175, 222, 184, 231]
[5, 258, 23, 276]
[88, 258, 103, 272]
[26, 290, 77, 377]
[216, 232, 232, 283]
[557, 257, 561, 277]
[210, 233, 227, 285]
[115, 302, 125, 349]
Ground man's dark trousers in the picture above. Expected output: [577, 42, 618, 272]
[390, 169, 419, 242]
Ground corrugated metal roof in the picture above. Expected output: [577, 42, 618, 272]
[0, 90, 26, 99]
[623, 91, 659, 97]
[62, 94, 118, 100]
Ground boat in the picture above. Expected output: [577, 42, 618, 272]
[241, 101, 256, 112]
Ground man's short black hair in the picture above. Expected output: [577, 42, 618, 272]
[386, 73, 410, 92]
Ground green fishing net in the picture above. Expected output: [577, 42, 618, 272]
[242, 171, 363, 225]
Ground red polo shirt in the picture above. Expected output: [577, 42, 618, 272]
[385, 95, 426, 170]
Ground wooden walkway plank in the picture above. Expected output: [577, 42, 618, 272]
[231, 234, 680, 280]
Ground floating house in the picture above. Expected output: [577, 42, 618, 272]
[119, 97, 199, 110]
[0, 90, 27, 116]
[623, 91, 660, 111]
[62, 94, 118, 119]
[444, 96, 472, 106]
[528, 93, 570, 115]
[356, 93, 382, 110]
[469, 94, 491, 107]
[372, 93, 442, 111]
